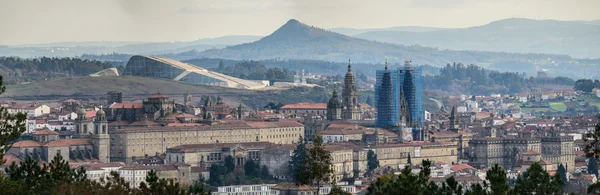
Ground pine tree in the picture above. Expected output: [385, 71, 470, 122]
[557, 163, 567, 185]
[290, 136, 307, 182]
[0, 75, 27, 164]
[590, 157, 600, 177]
[513, 162, 562, 194]
[296, 134, 333, 194]
[366, 150, 379, 176]
[486, 164, 509, 195]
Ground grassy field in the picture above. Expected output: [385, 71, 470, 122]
[549, 102, 567, 112]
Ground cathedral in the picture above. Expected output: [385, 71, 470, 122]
[327, 60, 361, 121]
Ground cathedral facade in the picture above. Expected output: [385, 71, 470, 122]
[327, 61, 361, 121]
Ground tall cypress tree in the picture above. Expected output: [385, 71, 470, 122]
[557, 164, 567, 185]
[289, 136, 307, 182]
[589, 157, 599, 177]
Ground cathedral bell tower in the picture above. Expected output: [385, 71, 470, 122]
[342, 60, 361, 120]
[92, 108, 111, 162]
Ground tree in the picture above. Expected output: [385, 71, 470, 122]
[329, 183, 351, 195]
[296, 134, 333, 195]
[224, 155, 235, 173]
[289, 136, 307, 182]
[407, 152, 412, 165]
[366, 150, 379, 176]
[588, 181, 600, 194]
[590, 157, 599, 176]
[486, 164, 509, 195]
[209, 164, 226, 186]
[557, 163, 567, 185]
[260, 165, 271, 180]
[366, 160, 434, 195]
[188, 180, 211, 195]
[0, 75, 27, 164]
[512, 162, 562, 194]
[464, 183, 486, 195]
[244, 158, 260, 178]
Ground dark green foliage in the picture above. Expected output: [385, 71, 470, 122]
[557, 164, 567, 185]
[188, 180, 211, 195]
[0, 75, 27, 164]
[486, 164, 509, 195]
[407, 153, 412, 165]
[574, 79, 600, 93]
[366, 150, 379, 175]
[0, 57, 113, 84]
[264, 102, 285, 110]
[224, 155, 235, 173]
[290, 136, 307, 182]
[212, 60, 294, 82]
[329, 184, 352, 195]
[464, 183, 486, 195]
[244, 159, 260, 178]
[208, 164, 227, 186]
[588, 181, 600, 194]
[366, 160, 434, 195]
[590, 157, 599, 176]
[296, 134, 333, 194]
[423, 63, 575, 94]
[513, 162, 563, 194]
[260, 165, 271, 180]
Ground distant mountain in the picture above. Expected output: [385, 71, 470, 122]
[355, 18, 600, 58]
[330, 26, 444, 36]
[0, 35, 262, 58]
[192, 19, 600, 78]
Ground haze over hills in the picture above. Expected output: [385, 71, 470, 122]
[354, 18, 600, 58]
[329, 26, 445, 36]
[192, 19, 599, 78]
[0, 35, 261, 58]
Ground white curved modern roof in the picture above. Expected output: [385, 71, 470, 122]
[141, 56, 267, 89]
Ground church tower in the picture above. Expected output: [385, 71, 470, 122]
[203, 96, 215, 120]
[342, 60, 361, 120]
[449, 106, 460, 132]
[327, 90, 343, 121]
[92, 108, 110, 162]
[75, 107, 89, 137]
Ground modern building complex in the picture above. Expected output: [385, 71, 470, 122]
[122, 55, 268, 89]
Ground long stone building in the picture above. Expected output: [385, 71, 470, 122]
[468, 136, 575, 172]
[164, 141, 458, 181]
[109, 119, 304, 162]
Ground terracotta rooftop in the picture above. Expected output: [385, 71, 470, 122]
[32, 128, 59, 135]
[271, 183, 313, 191]
[12, 140, 42, 147]
[44, 139, 91, 147]
[451, 164, 476, 172]
[191, 167, 208, 173]
[280, 102, 326, 109]
[2, 153, 21, 165]
[109, 102, 143, 109]
[523, 150, 541, 155]
[62, 99, 79, 103]
[149, 93, 168, 99]
[85, 111, 96, 119]
[244, 120, 303, 128]
[539, 160, 553, 165]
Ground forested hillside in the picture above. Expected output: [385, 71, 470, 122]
[0, 57, 112, 84]
[424, 63, 575, 95]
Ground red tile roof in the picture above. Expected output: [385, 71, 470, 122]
[451, 164, 476, 172]
[2, 153, 21, 164]
[110, 103, 143, 109]
[280, 102, 326, 109]
[149, 93, 168, 99]
[245, 120, 303, 128]
[62, 99, 79, 103]
[12, 140, 42, 147]
[32, 128, 59, 135]
[44, 139, 91, 147]
[85, 111, 96, 119]
[523, 150, 541, 155]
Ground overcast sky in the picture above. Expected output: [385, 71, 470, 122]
[1, 0, 599, 45]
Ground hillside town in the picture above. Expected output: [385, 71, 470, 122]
[1, 58, 599, 195]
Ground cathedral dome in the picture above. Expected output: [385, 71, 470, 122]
[96, 109, 105, 117]
[327, 90, 343, 108]
[77, 107, 86, 116]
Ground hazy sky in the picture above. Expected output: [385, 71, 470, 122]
[1, 0, 599, 45]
